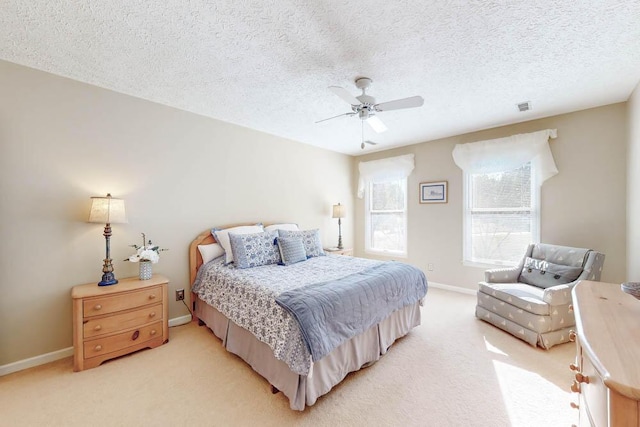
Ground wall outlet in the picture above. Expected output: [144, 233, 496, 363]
[427, 263, 434, 271]
[175, 289, 185, 301]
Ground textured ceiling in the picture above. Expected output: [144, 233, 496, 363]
[2, 1, 640, 155]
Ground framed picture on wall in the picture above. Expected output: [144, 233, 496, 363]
[419, 181, 448, 204]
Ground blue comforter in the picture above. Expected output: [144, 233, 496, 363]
[276, 261, 427, 362]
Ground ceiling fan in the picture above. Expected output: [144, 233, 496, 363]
[316, 77, 424, 134]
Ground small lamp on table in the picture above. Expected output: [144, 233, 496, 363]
[332, 203, 346, 250]
[88, 193, 127, 286]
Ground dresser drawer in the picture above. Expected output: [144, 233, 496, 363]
[581, 354, 608, 427]
[83, 321, 163, 359]
[83, 303, 163, 338]
[83, 286, 163, 317]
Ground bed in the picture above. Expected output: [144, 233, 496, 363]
[189, 224, 428, 410]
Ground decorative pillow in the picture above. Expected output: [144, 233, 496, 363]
[519, 257, 583, 289]
[228, 231, 281, 269]
[277, 237, 307, 265]
[264, 223, 299, 233]
[278, 229, 325, 258]
[212, 224, 264, 264]
[197, 243, 225, 265]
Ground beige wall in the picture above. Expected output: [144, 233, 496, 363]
[628, 82, 640, 280]
[354, 104, 628, 290]
[0, 60, 354, 365]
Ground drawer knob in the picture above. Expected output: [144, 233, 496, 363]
[94, 304, 102, 311]
[94, 325, 102, 331]
[570, 402, 579, 410]
[150, 329, 157, 336]
[94, 345, 102, 352]
[575, 373, 590, 384]
[132, 330, 140, 341]
[568, 330, 576, 342]
[570, 380, 581, 393]
[149, 312, 156, 318]
[569, 363, 579, 371]
[149, 294, 156, 300]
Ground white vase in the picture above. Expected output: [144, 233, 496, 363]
[139, 261, 152, 280]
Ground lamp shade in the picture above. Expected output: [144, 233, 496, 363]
[88, 193, 127, 224]
[332, 203, 346, 219]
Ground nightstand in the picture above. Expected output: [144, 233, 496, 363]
[324, 247, 353, 256]
[72, 275, 169, 372]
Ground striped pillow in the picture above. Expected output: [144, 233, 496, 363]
[277, 237, 307, 265]
[277, 229, 325, 258]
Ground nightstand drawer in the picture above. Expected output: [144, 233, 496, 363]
[83, 286, 163, 317]
[83, 303, 163, 338]
[83, 321, 163, 359]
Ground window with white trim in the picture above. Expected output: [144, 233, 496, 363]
[463, 162, 539, 266]
[365, 178, 408, 256]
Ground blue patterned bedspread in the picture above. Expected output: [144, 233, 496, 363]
[276, 262, 427, 362]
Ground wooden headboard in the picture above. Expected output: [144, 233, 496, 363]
[188, 229, 217, 286]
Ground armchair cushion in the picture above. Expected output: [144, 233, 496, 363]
[478, 282, 548, 315]
[519, 257, 583, 288]
[531, 244, 590, 267]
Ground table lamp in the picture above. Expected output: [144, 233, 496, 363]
[89, 193, 127, 286]
[332, 203, 346, 250]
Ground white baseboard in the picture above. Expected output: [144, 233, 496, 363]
[1, 314, 193, 377]
[168, 314, 192, 327]
[429, 281, 477, 296]
[0, 346, 74, 377]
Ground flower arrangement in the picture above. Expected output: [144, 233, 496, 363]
[126, 233, 168, 264]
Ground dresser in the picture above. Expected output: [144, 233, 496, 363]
[72, 275, 169, 371]
[570, 281, 640, 426]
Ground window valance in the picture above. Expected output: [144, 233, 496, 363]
[452, 129, 558, 183]
[357, 154, 415, 198]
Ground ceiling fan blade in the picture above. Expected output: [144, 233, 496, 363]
[366, 115, 388, 133]
[329, 86, 361, 105]
[315, 112, 355, 123]
[375, 95, 424, 112]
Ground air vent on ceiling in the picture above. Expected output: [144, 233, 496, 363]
[517, 101, 532, 112]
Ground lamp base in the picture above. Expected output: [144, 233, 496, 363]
[98, 272, 118, 287]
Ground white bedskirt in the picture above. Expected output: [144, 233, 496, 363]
[195, 295, 421, 410]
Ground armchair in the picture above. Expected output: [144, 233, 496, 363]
[475, 243, 605, 349]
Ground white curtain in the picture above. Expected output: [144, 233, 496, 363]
[357, 154, 415, 198]
[451, 129, 558, 182]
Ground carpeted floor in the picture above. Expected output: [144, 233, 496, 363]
[0, 288, 577, 426]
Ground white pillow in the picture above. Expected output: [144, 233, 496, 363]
[211, 224, 264, 264]
[264, 223, 299, 232]
[197, 243, 225, 265]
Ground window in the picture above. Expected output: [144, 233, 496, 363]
[365, 178, 407, 256]
[463, 162, 539, 266]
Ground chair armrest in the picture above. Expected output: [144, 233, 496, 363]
[542, 284, 574, 305]
[485, 266, 521, 283]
